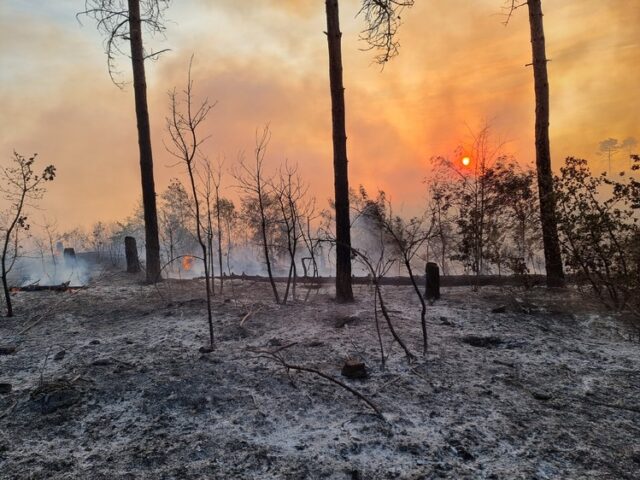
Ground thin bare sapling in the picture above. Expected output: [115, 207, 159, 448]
[165, 58, 215, 349]
[234, 127, 281, 304]
[369, 191, 434, 355]
[271, 163, 310, 304]
[350, 189, 417, 363]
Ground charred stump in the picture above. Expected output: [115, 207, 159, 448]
[341, 358, 368, 379]
[124, 236, 141, 273]
[425, 262, 440, 302]
[63, 248, 76, 268]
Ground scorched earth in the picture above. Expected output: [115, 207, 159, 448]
[0, 272, 639, 479]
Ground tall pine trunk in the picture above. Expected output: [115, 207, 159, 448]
[325, 0, 354, 302]
[527, 0, 564, 287]
[128, 0, 162, 283]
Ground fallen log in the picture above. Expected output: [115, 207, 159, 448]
[10, 282, 84, 292]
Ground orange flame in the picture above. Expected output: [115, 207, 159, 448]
[182, 255, 195, 271]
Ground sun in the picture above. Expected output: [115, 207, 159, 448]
[462, 156, 471, 167]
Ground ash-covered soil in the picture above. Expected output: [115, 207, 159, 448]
[1, 272, 639, 479]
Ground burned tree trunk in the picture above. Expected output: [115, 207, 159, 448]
[63, 248, 76, 268]
[124, 236, 141, 273]
[424, 262, 440, 302]
[527, 0, 564, 288]
[128, 0, 162, 284]
[325, 0, 354, 303]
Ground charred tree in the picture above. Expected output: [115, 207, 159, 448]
[128, 0, 162, 283]
[325, 0, 353, 303]
[505, 0, 564, 287]
[527, 0, 564, 287]
[255, 131, 280, 304]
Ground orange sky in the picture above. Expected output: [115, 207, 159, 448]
[0, 0, 638, 229]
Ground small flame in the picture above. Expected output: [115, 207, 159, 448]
[182, 255, 195, 271]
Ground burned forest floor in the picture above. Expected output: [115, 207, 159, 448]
[1, 271, 639, 479]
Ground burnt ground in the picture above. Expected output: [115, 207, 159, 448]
[1, 271, 639, 479]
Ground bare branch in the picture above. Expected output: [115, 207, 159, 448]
[78, 0, 170, 85]
[502, 0, 527, 26]
[358, 0, 414, 65]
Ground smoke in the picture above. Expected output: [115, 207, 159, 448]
[10, 255, 91, 287]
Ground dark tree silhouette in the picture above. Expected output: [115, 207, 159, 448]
[505, 0, 564, 287]
[325, 0, 354, 303]
[79, 0, 168, 283]
[325, 0, 414, 302]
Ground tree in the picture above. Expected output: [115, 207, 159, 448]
[324, 1, 413, 302]
[0, 152, 56, 317]
[159, 179, 197, 273]
[165, 58, 215, 350]
[434, 128, 506, 277]
[489, 162, 541, 275]
[80, 0, 168, 283]
[505, 0, 564, 287]
[325, 0, 354, 302]
[202, 159, 224, 293]
[234, 127, 281, 304]
[360, 189, 433, 354]
[272, 163, 313, 304]
[555, 156, 640, 312]
[425, 178, 454, 275]
[350, 189, 416, 364]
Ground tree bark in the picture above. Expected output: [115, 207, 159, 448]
[325, 0, 354, 302]
[527, 0, 564, 287]
[128, 0, 161, 284]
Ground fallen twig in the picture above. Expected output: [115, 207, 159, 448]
[576, 397, 640, 415]
[0, 399, 18, 420]
[248, 343, 385, 420]
[240, 306, 263, 327]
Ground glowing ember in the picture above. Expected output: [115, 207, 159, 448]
[182, 255, 195, 271]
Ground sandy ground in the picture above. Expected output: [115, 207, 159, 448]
[1, 271, 639, 479]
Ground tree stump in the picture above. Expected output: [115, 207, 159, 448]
[424, 262, 440, 301]
[63, 248, 76, 268]
[124, 236, 141, 273]
[341, 358, 368, 379]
